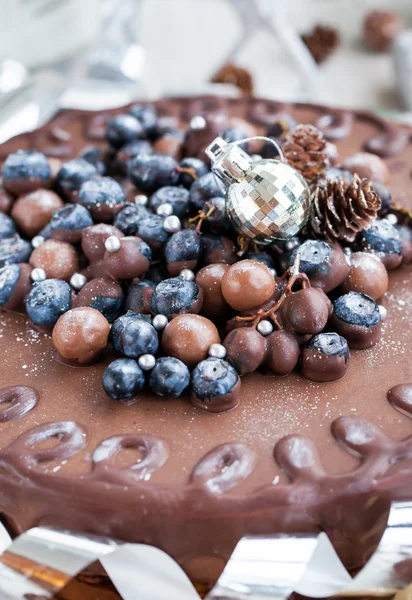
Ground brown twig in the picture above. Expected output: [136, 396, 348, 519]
[188, 205, 216, 233]
[176, 165, 199, 182]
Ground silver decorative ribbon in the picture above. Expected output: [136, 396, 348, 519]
[0, 502, 412, 600]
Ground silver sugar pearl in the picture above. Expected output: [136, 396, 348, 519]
[285, 238, 300, 252]
[208, 343, 227, 359]
[179, 268, 195, 281]
[386, 213, 398, 225]
[31, 235, 45, 248]
[163, 215, 181, 233]
[138, 354, 156, 371]
[152, 314, 168, 330]
[379, 305, 388, 321]
[190, 115, 206, 130]
[104, 235, 121, 253]
[156, 202, 173, 217]
[31, 267, 47, 283]
[257, 319, 274, 336]
[269, 268, 277, 278]
[134, 194, 148, 206]
[70, 272, 87, 291]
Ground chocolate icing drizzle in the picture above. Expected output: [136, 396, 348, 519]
[0, 386, 38, 423]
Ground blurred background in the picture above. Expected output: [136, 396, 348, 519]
[0, 0, 412, 141]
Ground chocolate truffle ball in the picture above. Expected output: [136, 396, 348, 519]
[162, 314, 220, 367]
[29, 239, 79, 281]
[264, 330, 300, 376]
[332, 292, 382, 349]
[0, 185, 13, 214]
[195, 263, 230, 318]
[0, 263, 32, 311]
[283, 287, 330, 335]
[223, 327, 267, 375]
[342, 252, 388, 300]
[363, 10, 403, 52]
[190, 357, 241, 413]
[153, 132, 184, 160]
[74, 278, 124, 322]
[301, 332, 350, 382]
[290, 240, 350, 293]
[104, 236, 151, 280]
[342, 152, 390, 185]
[221, 260, 276, 312]
[183, 113, 229, 160]
[11, 189, 64, 237]
[52, 307, 110, 364]
[81, 224, 124, 263]
[202, 234, 237, 265]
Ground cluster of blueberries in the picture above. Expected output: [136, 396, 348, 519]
[0, 102, 408, 406]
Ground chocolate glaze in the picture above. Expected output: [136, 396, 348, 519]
[0, 97, 412, 587]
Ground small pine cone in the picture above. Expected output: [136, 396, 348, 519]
[283, 124, 329, 184]
[301, 25, 340, 64]
[310, 174, 381, 243]
[211, 63, 254, 95]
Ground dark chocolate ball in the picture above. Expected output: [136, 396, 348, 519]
[221, 260, 276, 312]
[104, 236, 151, 280]
[81, 224, 124, 263]
[0, 185, 13, 214]
[52, 307, 110, 364]
[125, 280, 155, 314]
[223, 327, 267, 375]
[195, 263, 230, 318]
[264, 330, 300, 376]
[342, 252, 388, 300]
[0, 263, 32, 311]
[190, 357, 240, 413]
[29, 239, 78, 281]
[74, 278, 124, 322]
[301, 332, 350, 382]
[162, 314, 220, 367]
[165, 229, 202, 276]
[283, 287, 329, 335]
[11, 189, 64, 237]
[332, 292, 382, 349]
[290, 240, 349, 293]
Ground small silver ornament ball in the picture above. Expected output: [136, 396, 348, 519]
[70, 272, 87, 291]
[138, 354, 156, 371]
[152, 314, 168, 330]
[163, 215, 181, 233]
[386, 213, 398, 225]
[31, 267, 47, 283]
[179, 268, 195, 281]
[257, 319, 274, 336]
[134, 194, 148, 206]
[156, 202, 173, 217]
[378, 305, 388, 321]
[208, 343, 227, 359]
[190, 115, 206, 130]
[32, 235, 45, 248]
[104, 235, 121, 253]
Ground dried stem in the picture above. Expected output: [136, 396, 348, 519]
[176, 165, 199, 182]
[188, 205, 216, 233]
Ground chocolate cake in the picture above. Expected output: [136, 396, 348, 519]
[0, 95, 412, 591]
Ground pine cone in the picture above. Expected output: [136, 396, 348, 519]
[310, 174, 381, 243]
[211, 63, 254, 95]
[301, 25, 340, 64]
[283, 124, 329, 184]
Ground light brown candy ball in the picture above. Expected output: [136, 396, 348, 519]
[195, 263, 230, 318]
[221, 259, 276, 312]
[52, 307, 110, 364]
[342, 252, 388, 300]
[30, 239, 78, 281]
[81, 224, 124, 263]
[162, 314, 220, 367]
[104, 236, 150, 280]
[11, 189, 64, 237]
[342, 152, 390, 185]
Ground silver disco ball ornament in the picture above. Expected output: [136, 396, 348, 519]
[206, 136, 311, 244]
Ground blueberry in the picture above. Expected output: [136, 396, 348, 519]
[290, 240, 332, 276]
[189, 172, 224, 210]
[2, 150, 51, 192]
[125, 280, 155, 313]
[128, 104, 158, 137]
[149, 357, 190, 398]
[115, 139, 153, 175]
[113, 203, 150, 236]
[50, 204, 93, 237]
[266, 114, 296, 139]
[151, 277, 202, 318]
[202, 196, 231, 234]
[324, 167, 353, 184]
[164, 229, 202, 273]
[106, 114, 143, 149]
[90, 292, 124, 322]
[373, 183, 392, 216]
[246, 251, 274, 270]
[25, 279, 72, 326]
[221, 127, 248, 151]
[191, 357, 239, 399]
[360, 219, 402, 255]
[137, 214, 169, 246]
[111, 312, 159, 358]
[0, 235, 31, 267]
[306, 332, 349, 360]
[0, 213, 16, 239]
[79, 177, 125, 211]
[150, 186, 190, 218]
[0, 264, 20, 306]
[55, 159, 98, 196]
[102, 358, 145, 401]
[79, 146, 107, 175]
[128, 153, 179, 194]
[178, 157, 209, 189]
[38, 222, 52, 241]
[334, 292, 380, 327]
